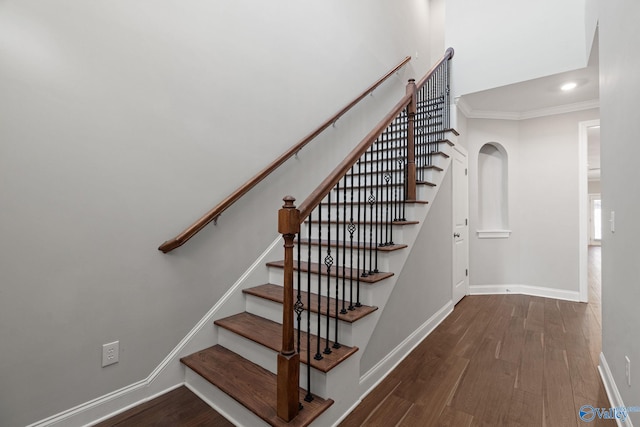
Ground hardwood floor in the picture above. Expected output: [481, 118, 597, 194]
[340, 246, 612, 427]
[93, 386, 234, 426]
[97, 248, 608, 426]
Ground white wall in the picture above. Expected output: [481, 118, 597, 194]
[444, 0, 589, 97]
[0, 1, 436, 425]
[598, 1, 640, 423]
[360, 167, 452, 375]
[467, 109, 599, 296]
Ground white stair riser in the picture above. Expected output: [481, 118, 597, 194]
[301, 222, 410, 245]
[267, 267, 385, 306]
[304, 244, 391, 273]
[314, 203, 418, 224]
[216, 328, 329, 397]
[244, 294, 357, 347]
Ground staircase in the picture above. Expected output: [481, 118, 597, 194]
[170, 50, 456, 427]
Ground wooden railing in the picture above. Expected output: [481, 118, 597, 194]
[276, 48, 454, 421]
[158, 56, 412, 253]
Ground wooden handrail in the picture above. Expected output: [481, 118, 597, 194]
[297, 92, 413, 220]
[158, 56, 412, 253]
[298, 49, 454, 221]
[416, 47, 454, 89]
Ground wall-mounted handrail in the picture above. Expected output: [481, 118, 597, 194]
[158, 56, 412, 253]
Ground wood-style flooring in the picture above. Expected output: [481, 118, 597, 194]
[340, 246, 612, 427]
[96, 247, 609, 426]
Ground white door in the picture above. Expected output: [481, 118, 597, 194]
[452, 146, 469, 305]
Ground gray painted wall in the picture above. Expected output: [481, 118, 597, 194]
[467, 109, 599, 294]
[598, 1, 640, 424]
[0, 1, 435, 425]
[361, 167, 453, 375]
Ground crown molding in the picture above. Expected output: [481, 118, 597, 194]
[456, 98, 600, 121]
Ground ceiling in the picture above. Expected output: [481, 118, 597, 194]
[458, 37, 600, 119]
[458, 39, 601, 180]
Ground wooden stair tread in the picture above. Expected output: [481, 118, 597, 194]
[215, 312, 358, 373]
[267, 260, 394, 283]
[297, 238, 408, 252]
[243, 284, 378, 323]
[181, 345, 333, 427]
[420, 165, 444, 171]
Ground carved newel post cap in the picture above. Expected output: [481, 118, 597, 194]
[282, 195, 296, 208]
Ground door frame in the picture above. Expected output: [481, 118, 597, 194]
[579, 119, 600, 302]
[452, 144, 469, 304]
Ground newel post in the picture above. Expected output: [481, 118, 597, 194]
[406, 79, 417, 201]
[277, 196, 300, 421]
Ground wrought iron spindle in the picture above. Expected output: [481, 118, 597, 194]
[349, 164, 357, 311]
[341, 174, 348, 315]
[315, 204, 323, 361]
[305, 212, 313, 402]
[324, 192, 332, 355]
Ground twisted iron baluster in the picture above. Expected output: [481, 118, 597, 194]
[367, 146, 375, 276]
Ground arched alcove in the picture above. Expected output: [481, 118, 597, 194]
[478, 142, 510, 238]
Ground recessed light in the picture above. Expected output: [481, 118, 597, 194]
[561, 82, 577, 91]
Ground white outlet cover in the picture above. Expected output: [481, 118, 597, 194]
[102, 341, 119, 367]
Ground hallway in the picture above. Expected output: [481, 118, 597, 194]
[340, 246, 611, 426]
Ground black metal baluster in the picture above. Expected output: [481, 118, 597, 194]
[355, 160, 362, 308]
[305, 213, 313, 402]
[367, 145, 375, 275]
[333, 179, 342, 349]
[361, 149, 369, 278]
[315, 205, 323, 361]
[348, 164, 356, 311]
[324, 192, 333, 355]
[341, 175, 348, 316]
[374, 140, 380, 273]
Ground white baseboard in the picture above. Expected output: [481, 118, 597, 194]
[599, 352, 635, 427]
[343, 299, 453, 422]
[469, 284, 580, 302]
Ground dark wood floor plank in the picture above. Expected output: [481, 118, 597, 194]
[506, 389, 542, 427]
[93, 386, 234, 427]
[342, 247, 610, 427]
[543, 347, 577, 427]
[517, 329, 544, 396]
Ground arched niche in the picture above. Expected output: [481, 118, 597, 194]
[477, 142, 511, 238]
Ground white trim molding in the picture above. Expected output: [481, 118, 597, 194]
[477, 229, 511, 239]
[469, 284, 580, 302]
[343, 300, 454, 425]
[599, 352, 635, 427]
[457, 97, 600, 121]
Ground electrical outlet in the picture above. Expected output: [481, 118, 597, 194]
[625, 356, 631, 386]
[102, 341, 119, 367]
